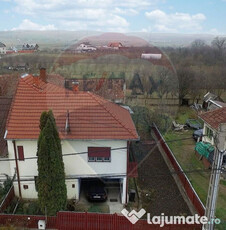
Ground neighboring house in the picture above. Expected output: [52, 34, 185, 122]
[199, 107, 226, 147]
[0, 42, 6, 54]
[197, 107, 226, 168]
[48, 76, 126, 104]
[64, 78, 126, 104]
[202, 92, 224, 110]
[4, 71, 139, 203]
[206, 100, 226, 111]
[0, 75, 19, 180]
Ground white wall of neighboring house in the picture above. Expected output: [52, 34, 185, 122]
[6, 139, 128, 203]
[202, 123, 226, 150]
[0, 47, 6, 54]
[0, 160, 11, 184]
[202, 123, 215, 146]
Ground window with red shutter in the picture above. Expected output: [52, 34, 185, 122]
[88, 147, 111, 162]
[17, 146, 24, 161]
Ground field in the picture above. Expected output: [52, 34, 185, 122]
[164, 107, 226, 227]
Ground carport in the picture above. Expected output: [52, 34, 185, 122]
[79, 177, 124, 214]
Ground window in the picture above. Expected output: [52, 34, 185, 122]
[206, 127, 213, 140]
[88, 147, 111, 162]
[23, 185, 28, 190]
[103, 157, 110, 162]
[17, 146, 24, 161]
[88, 157, 95, 162]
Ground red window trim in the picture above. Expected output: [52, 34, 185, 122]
[17, 146, 24, 161]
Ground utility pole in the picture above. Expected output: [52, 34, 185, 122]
[203, 123, 226, 230]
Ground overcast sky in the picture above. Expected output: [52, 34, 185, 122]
[0, 0, 225, 34]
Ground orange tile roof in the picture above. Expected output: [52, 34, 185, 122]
[199, 107, 226, 130]
[6, 75, 138, 140]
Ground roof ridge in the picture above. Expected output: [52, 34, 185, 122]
[88, 92, 137, 139]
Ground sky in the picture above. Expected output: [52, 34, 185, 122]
[0, 0, 225, 34]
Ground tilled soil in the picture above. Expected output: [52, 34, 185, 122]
[133, 141, 191, 217]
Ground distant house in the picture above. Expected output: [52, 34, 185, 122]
[22, 43, 39, 51]
[76, 43, 97, 52]
[141, 53, 162, 60]
[0, 42, 6, 54]
[3, 70, 138, 203]
[108, 42, 123, 50]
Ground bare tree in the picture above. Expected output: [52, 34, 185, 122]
[211, 37, 226, 57]
[191, 39, 206, 49]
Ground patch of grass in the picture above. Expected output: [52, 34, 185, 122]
[175, 106, 197, 124]
[15, 200, 43, 215]
[220, 180, 226, 186]
[164, 106, 226, 221]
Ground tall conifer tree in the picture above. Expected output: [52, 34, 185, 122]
[37, 110, 67, 215]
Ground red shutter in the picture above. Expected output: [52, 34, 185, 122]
[88, 147, 110, 157]
[17, 146, 24, 161]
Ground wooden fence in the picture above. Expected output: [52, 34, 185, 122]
[0, 186, 15, 213]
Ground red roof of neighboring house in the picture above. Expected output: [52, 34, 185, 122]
[47, 75, 125, 102]
[0, 97, 12, 156]
[108, 42, 123, 48]
[199, 107, 226, 130]
[6, 75, 138, 140]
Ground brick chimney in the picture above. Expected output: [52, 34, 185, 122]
[72, 81, 79, 92]
[40, 67, 47, 82]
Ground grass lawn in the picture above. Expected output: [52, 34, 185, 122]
[164, 106, 226, 225]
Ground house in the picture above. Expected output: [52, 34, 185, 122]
[199, 107, 226, 147]
[64, 78, 126, 104]
[4, 69, 139, 203]
[76, 43, 97, 52]
[0, 75, 19, 181]
[108, 42, 123, 50]
[196, 107, 226, 168]
[22, 43, 39, 51]
[202, 92, 224, 110]
[141, 53, 162, 60]
[205, 99, 226, 111]
[0, 42, 6, 54]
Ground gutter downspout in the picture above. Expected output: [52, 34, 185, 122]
[13, 140, 22, 198]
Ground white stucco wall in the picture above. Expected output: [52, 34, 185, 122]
[0, 159, 11, 184]
[0, 47, 6, 54]
[202, 123, 215, 145]
[6, 139, 128, 200]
